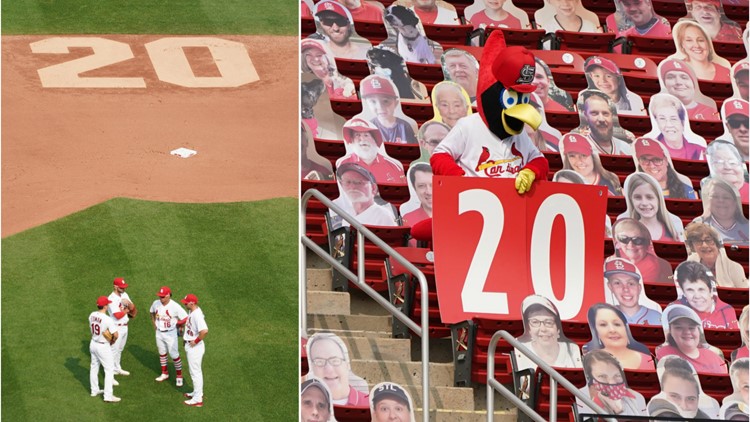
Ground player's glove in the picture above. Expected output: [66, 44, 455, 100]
[514, 168, 536, 194]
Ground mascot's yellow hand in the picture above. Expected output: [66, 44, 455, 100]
[515, 168, 536, 194]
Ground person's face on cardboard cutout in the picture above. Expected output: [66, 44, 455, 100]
[690, 232, 720, 264]
[567, 152, 594, 178]
[663, 70, 695, 104]
[690, 1, 721, 28]
[413, 169, 433, 211]
[669, 318, 702, 354]
[595, 307, 630, 350]
[737, 72, 749, 100]
[631, 182, 659, 220]
[589, 67, 620, 100]
[372, 398, 410, 422]
[591, 359, 625, 386]
[304, 48, 331, 79]
[708, 183, 737, 221]
[620, 0, 654, 26]
[681, 25, 710, 63]
[607, 273, 642, 310]
[639, 155, 668, 184]
[310, 338, 351, 399]
[319, 13, 352, 45]
[349, 130, 381, 162]
[738, 368, 749, 403]
[420, 123, 449, 155]
[727, 116, 749, 156]
[340, 169, 377, 207]
[533, 65, 551, 103]
[435, 85, 468, 127]
[301, 384, 332, 421]
[680, 278, 713, 313]
[443, 53, 478, 96]
[584, 96, 614, 143]
[711, 147, 745, 186]
[614, 224, 649, 263]
[654, 105, 684, 144]
[550, 0, 579, 18]
[528, 309, 560, 347]
[365, 94, 398, 124]
[662, 372, 700, 415]
[484, 0, 508, 12]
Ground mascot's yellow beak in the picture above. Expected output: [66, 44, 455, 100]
[501, 104, 542, 135]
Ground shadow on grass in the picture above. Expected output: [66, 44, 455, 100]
[64, 340, 93, 393]
[128, 344, 190, 392]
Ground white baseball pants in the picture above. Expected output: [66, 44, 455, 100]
[186, 341, 205, 402]
[112, 325, 128, 371]
[90, 340, 115, 400]
[155, 329, 179, 358]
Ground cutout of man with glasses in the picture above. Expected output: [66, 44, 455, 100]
[306, 332, 370, 407]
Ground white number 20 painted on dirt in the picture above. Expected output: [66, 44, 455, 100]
[30, 37, 260, 88]
[458, 190, 586, 320]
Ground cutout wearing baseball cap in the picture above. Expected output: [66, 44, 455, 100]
[113, 277, 129, 288]
[315, 0, 348, 19]
[725, 99, 749, 118]
[372, 382, 411, 410]
[97, 296, 111, 307]
[666, 304, 702, 326]
[561, 133, 594, 155]
[360, 75, 397, 98]
[157, 286, 171, 297]
[336, 162, 377, 184]
[734, 61, 749, 77]
[343, 118, 384, 146]
[634, 137, 666, 158]
[585, 56, 621, 76]
[181, 294, 198, 304]
[301, 38, 326, 54]
[604, 258, 641, 280]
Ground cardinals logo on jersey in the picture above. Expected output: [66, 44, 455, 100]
[474, 143, 523, 177]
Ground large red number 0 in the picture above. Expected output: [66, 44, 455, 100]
[91, 323, 100, 335]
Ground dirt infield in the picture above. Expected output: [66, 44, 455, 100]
[2, 35, 298, 237]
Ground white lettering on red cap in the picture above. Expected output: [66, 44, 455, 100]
[614, 259, 625, 270]
[733, 100, 744, 110]
[516, 64, 534, 84]
[370, 79, 381, 89]
[324, 2, 334, 10]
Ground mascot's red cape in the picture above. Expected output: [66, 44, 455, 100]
[413, 31, 549, 242]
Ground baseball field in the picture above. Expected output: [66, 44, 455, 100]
[2, 0, 299, 420]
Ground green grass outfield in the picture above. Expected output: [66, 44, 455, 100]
[2, 0, 297, 35]
[2, 198, 298, 420]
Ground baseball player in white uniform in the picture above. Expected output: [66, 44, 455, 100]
[89, 296, 120, 402]
[181, 293, 208, 407]
[149, 286, 188, 386]
[108, 277, 135, 376]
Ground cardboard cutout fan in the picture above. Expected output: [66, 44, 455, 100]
[582, 303, 654, 370]
[720, 358, 749, 419]
[301, 71, 347, 140]
[534, 0, 602, 35]
[693, 177, 749, 245]
[702, 139, 749, 203]
[643, 92, 707, 161]
[463, 0, 530, 30]
[305, 332, 371, 408]
[357, 74, 419, 145]
[667, 20, 732, 83]
[301, 121, 335, 181]
[606, 0, 671, 38]
[715, 98, 750, 164]
[533, 57, 575, 112]
[310, 0, 373, 60]
[576, 350, 648, 417]
[584, 56, 646, 116]
[366, 45, 429, 103]
[399, 162, 433, 227]
[683, 221, 749, 288]
[328, 162, 399, 230]
[609, 217, 674, 284]
[302, 38, 357, 101]
[669, 260, 740, 330]
[657, 58, 718, 121]
[429, 81, 472, 128]
[412, 120, 451, 164]
[655, 303, 729, 375]
[558, 132, 623, 196]
[440, 49, 480, 105]
[617, 172, 686, 242]
[731, 60, 749, 102]
[603, 257, 663, 326]
[513, 295, 582, 399]
[572, 88, 635, 156]
[733, 305, 749, 362]
[368, 381, 417, 422]
[647, 354, 721, 418]
[337, 0, 384, 23]
[336, 116, 406, 184]
[379, 5, 444, 64]
[681, 0, 743, 43]
[392, 0, 459, 25]
[301, 377, 339, 422]
[631, 137, 698, 200]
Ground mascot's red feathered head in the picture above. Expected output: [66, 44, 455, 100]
[477, 31, 542, 139]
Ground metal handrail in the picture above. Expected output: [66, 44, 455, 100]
[300, 189, 431, 422]
[486, 330, 610, 422]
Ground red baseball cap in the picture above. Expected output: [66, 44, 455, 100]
[343, 117, 384, 145]
[97, 296, 111, 307]
[734, 61, 749, 77]
[181, 294, 199, 304]
[686, 0, 721, 6]
[585, 56, 620, 76]
[604, 258, 641, 280]
[725, 99, 749, 118]
[301, 39, 326, 54]
[360, 75, 397, 98]
[316, 0, 348, 17]
[113, 277, 129, 289]
[561, 133, 593, 155]
[157, 286, 171, 297]
[491, 46, 537, 93]
[659, 58, 693, 80]
[634, 137, 666, 158]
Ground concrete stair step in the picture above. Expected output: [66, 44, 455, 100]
[351, 359, 455, 388]
[306, 268, 333, 291]
[308, 313, 392, 333]
[307, 290, 350, 315]
[384, 384, 475, 410]
[307, 327, 393, 339]
[338, 336, 411, 362]
[423, 408, 518, 421]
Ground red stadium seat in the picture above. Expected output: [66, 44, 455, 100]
[712, 39, 747, 64]
[422, 22, 475, 47]
[302, 179, 340, 245]
[704, 328, 742, 359]
[353, 20, 388, 44]
[650, 0, 687, 27]
[346, 225, 411, 292]
[313, 138, 346, 168]
[463, 318, 526, 385]
[484, 27, 547, 50]
[534, 367, 586, 421]
[623, 368, 660, 400]
[533, 50, 587, 96]
[302, 17, 316, 38]
[624, 34, 676, 63]
[697, 79, 734, 108]
[405, 62, 443, 91]
[330, 98, 363, 120]
[553, 31, 617, 56]
[581, 0, 617, 23]
[334, 405, 370, 422]
[723, 4, 749, 28]
[383, 142, 422, 173]
[335, 58, 370, 86]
